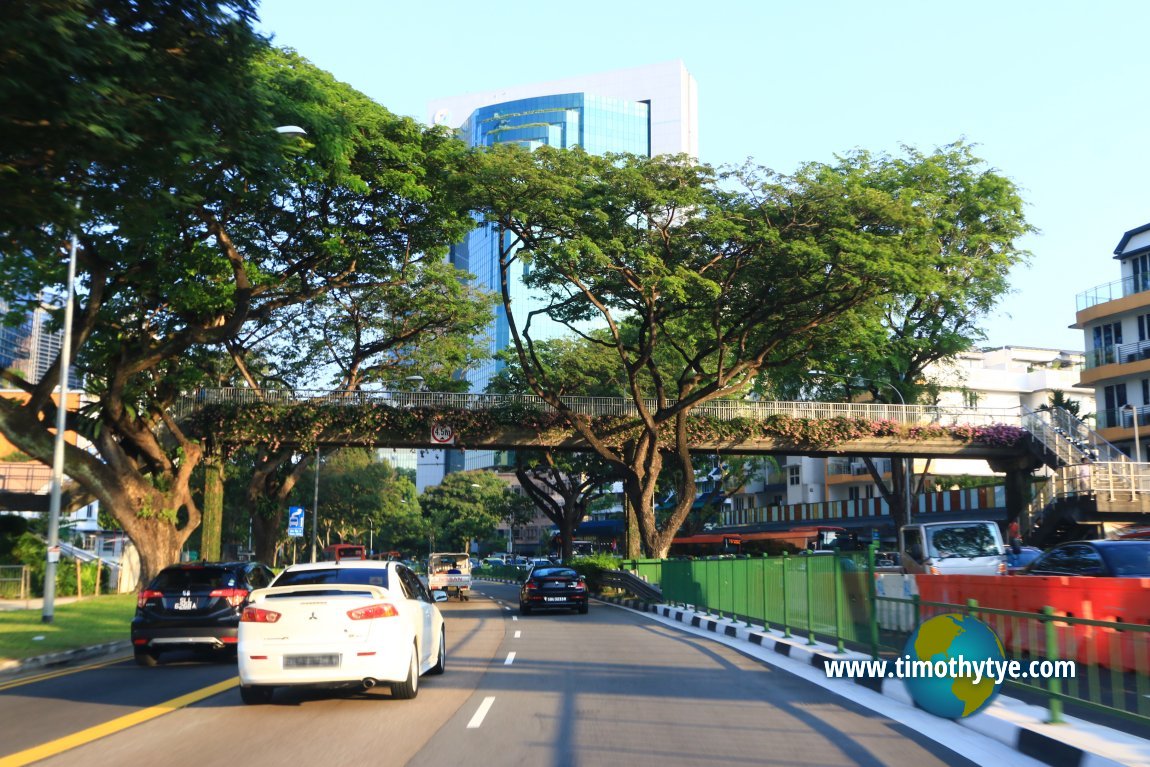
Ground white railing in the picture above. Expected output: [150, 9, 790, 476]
[175, 387, 1022, 427]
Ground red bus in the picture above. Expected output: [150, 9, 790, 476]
[670, 526, 848, 557]
[321, 543, 367, 562]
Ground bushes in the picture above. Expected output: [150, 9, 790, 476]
[10, 533, 108, 597]
[568, 552, 622, 591]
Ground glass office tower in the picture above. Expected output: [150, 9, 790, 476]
[419, 61, 698, 486]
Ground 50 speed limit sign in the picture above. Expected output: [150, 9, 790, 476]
[430, 422, 455, 445]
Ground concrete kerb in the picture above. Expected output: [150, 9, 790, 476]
[0, 640, 132, 678]
[597, 594, 1150, 767]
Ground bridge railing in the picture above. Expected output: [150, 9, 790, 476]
[175, 387, 1022, 427]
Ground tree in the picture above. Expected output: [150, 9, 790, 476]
[289, 449, 425, 559]
[420, 470, 520, 555]
[489, 337, 626, 561]
[467, 145, 933, 558]
[782, 142, 1033, 530]
[0, 12, 478, 583]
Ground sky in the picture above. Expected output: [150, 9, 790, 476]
[254, 0, 1150, 353]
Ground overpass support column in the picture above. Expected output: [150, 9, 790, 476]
[201, 450, 224, 561]
[1003, 467, 1030, 528]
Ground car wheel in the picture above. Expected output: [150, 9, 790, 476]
[240, 685, 274, 705]
[134, 648, 159, 667]
[428, 627, 446, 676]
[391, 644, 419, 700]
[579, 603, 589, 615]
[519, 602, 531, 616]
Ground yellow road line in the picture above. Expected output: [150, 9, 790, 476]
[0, 657, 127, 692]
[0, 677, 238, 767]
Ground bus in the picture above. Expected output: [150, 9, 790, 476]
[320, 543, 367, 562]
[669, 526, 849, 558]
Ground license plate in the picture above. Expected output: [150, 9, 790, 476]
[283, 654, 340, 668]
[172, 597, 197, 611]
[544, 597, 566, 602]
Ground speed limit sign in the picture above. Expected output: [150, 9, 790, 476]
[430, 422, 455, 445]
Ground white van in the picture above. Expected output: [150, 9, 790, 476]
[899, 521, 1007, 576]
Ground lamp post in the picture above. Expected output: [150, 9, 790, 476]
[1124, 404, 1142, 463]
[311, 446, 320, 562]
[42, 228, 80, 624]
[808, 370, 914, 525]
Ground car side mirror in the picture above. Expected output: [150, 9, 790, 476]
[907, 544, 923, 561]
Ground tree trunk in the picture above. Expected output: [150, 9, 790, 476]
[201, 451, 224, 561]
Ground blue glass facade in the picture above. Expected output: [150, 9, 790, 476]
[448, 95, 651, 472]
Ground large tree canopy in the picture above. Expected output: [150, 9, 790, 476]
[776, 142, 1034, 528]
[466, 144, 996, 558]
[0, 5, 481, 583]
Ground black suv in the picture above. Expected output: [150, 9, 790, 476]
[131, 561, 275, 666]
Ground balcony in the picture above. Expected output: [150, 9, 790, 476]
[1078, 273, 1150, 312]
[1076, 274, 1150, 331]
[1084, 338, 1150, 370]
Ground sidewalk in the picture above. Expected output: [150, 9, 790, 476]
[0, 596, 83, 612]
[599, 594, 1150, 767]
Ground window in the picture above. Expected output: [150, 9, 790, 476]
[1133, 254, 1150, 293]
[788, 466, 801, 486]
[1093, 322, 1124, 364]
[848, 487, 860, 501]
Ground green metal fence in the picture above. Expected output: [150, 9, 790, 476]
[877, 594, 1150, 726]
[624, 552, 875, 654]
[622, 551, 1150, 727]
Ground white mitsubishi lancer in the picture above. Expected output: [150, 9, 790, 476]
[237, 559, 448, 704]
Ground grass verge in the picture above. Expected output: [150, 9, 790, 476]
[0, 594, 136, 662]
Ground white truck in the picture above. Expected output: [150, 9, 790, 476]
[427, 552, 472, 600]
[899, 520, 1007, 576]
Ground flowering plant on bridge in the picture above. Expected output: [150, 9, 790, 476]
[188, 400, 1028, 452]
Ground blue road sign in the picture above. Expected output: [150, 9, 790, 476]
[288, 506, 305, 538]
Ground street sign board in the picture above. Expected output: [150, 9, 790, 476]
[288, 506, 305, 537]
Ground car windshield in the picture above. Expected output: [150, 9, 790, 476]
[532, 568, 577, 579]
[927, 526, 999, 559]
[272, 568, 390, 588]
[149, 567, 236, 591]
[1100, 544, 1150, 576]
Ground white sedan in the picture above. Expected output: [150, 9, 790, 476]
[237, 559, 448, 704]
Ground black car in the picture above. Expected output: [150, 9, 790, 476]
[131, 561, 275, 666]
[1022, 540, 1150, 578]
[519, 566, 588, 615]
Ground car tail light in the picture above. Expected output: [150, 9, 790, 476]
[347, 603, 399, 620]
[525, 581, 538, 591]
[210, 587, 249, 608]
[137, 589, 162, 609]
[572, 581, 586, 591]
[241, 607, 281, 623]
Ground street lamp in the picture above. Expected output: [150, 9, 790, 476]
[808, 370, 914, 524]
[1124, 404, 1142, 463]
[42, 226, 80, 624]
[311, 446, 321, 562]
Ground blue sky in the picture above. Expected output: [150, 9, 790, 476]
[255, 0, 1150, 352]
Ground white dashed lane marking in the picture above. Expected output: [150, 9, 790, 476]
[514, 630, 521, 639]
[467, 696, 496, 729]
[505, 652, 516, 665]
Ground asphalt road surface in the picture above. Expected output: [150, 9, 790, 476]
[0, 582, 1040, 767]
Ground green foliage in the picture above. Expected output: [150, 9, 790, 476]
[9, 533, 106, 597]
[0, 515, 30, 563]
[568, 553, 623, 590]
[420, 471, 520, 553]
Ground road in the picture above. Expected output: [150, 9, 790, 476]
[0, 582, 1041, 767]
